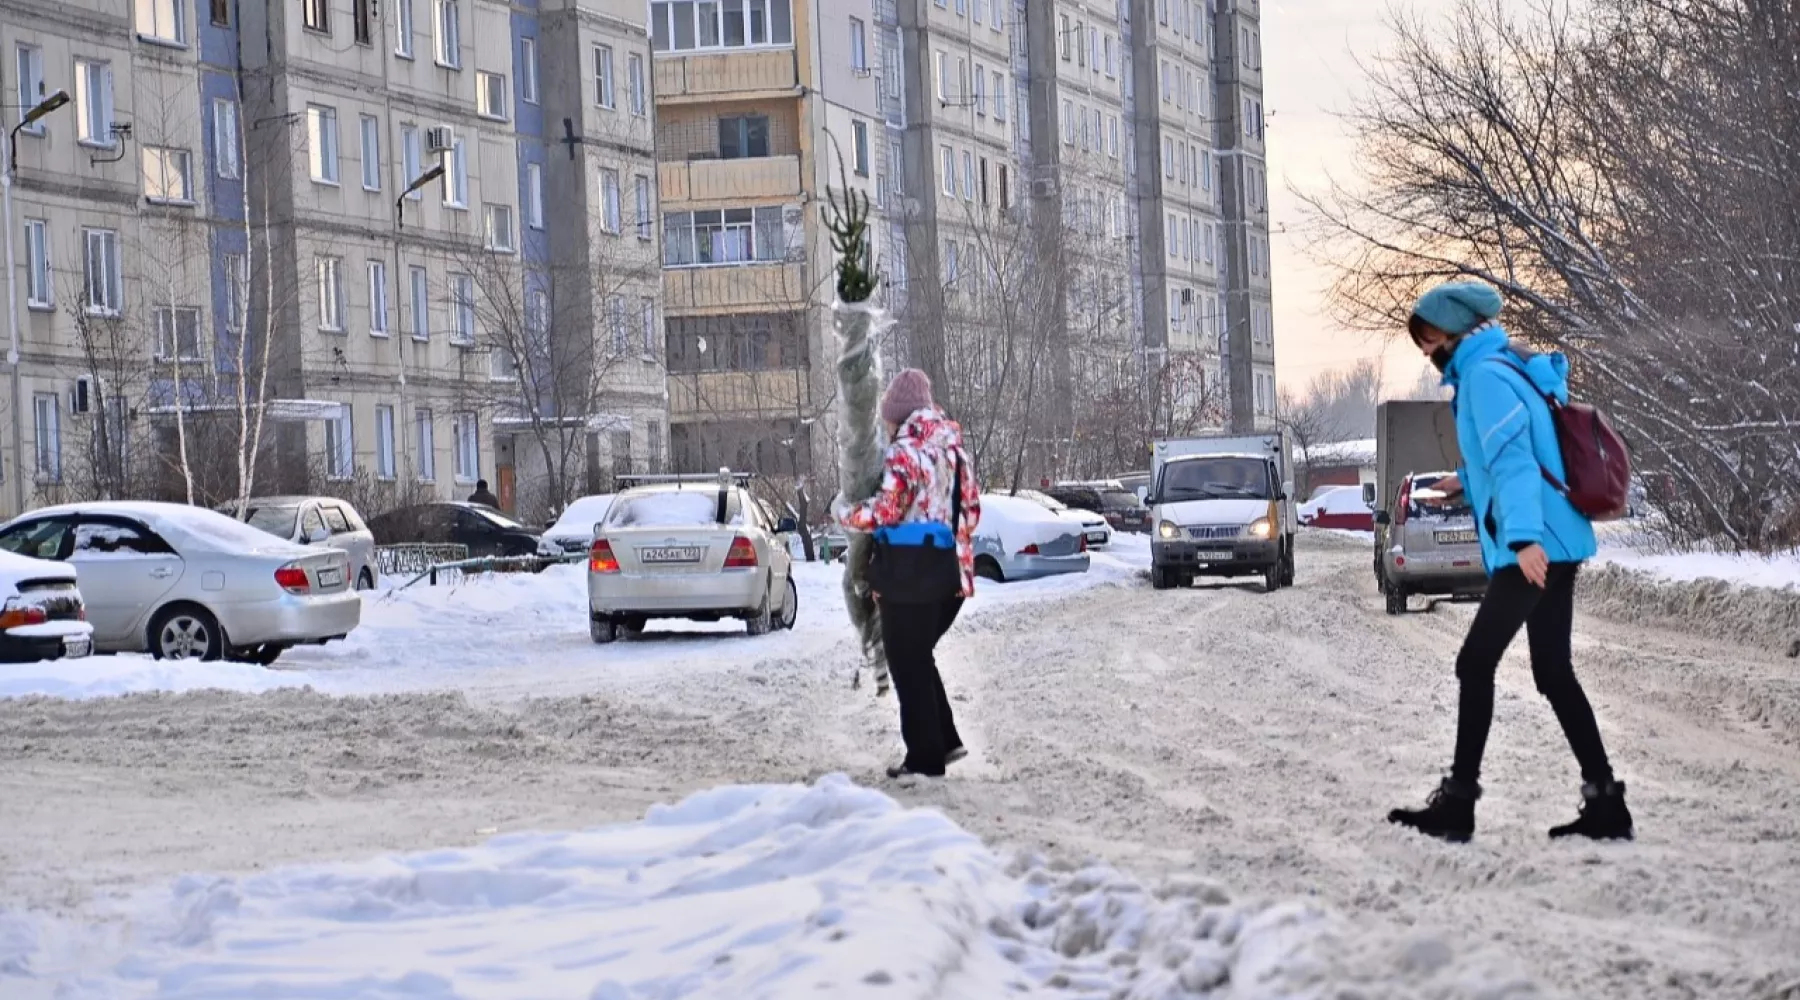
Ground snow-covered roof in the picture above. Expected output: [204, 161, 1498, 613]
[545, 494, 617, 541]
[0, 549, 77, 594]
[1297, 437, 1377, 467]
[16, 501, 314, 557]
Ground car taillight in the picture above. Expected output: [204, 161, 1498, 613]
[274, 565, 311, 594]
[589, 540, 620, 574]
[1394, 478, 1412, 525]
[0, 602, 48, 630]
[724, 536, 758, 568]
[1077, 535, 1088, 552]
[1019, 543, 1040, 556]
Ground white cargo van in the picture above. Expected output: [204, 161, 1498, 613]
[1142, 432, 1297, 592]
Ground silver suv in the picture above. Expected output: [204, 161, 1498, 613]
[1376, 471, 1487, 614]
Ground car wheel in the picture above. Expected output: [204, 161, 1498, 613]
[356, 568, 375, 591]
[1384, 582, 1408, 616]
[1151, 565, 1174, 590]
[1279, 545, 1296, 587]
[777, 576, 798, 630]
[975, 556, 1004, 582]
[589, 615, 620, 644]
[1264, 563, 1281, 593]
[746, 580, 774, 635]
[620, 616, 647, 639]
[150, 605, 225, 661]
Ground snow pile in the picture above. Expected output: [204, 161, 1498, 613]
[0, 775, 1538, 999]
[0, 655, 332, 701]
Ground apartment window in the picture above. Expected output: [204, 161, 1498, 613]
[141, 147, 194, 203]
[973, 67, 986, 116]
[1061, 100, 1074, 144]
[450, 273, 476, 344]
[396, 0, 415, 57]
[375, 405, 397, 479]
[318, 257, 345, 331]
[599, 169, 622, 233]
[526, 162, 545, 229]
[606, 294, 629, 352]
[359, 114, 381, 190]
[1088, 25, 1099, 69]
[409, 266, 430, 339]
[660, 206, 786, 266]
[453, 412, 479, 482]
[640, 296, 656, 353]
[484, 204, 515, 252]
[955, 0, 967, 14]
[936, 51, 950, 102]
[960, 150, 973, 201]
[415, 408, 436, 480]
[944, 241, 959, 286]
[435, 0, 461, 67]
[594, 45, 615, 108]
[940, 145, 954, 196]
[478, 71, 507, 120]
[998, 163, 1009, 209]
[1109, 115, 1120, 158]
[1105, 34, 1116, 77]
[718, 116, 768, 159]
[75, 60, 115, 146]
[224, 253, 247, 331]
[515, 37, 539, 105]
[978, 156, 988, 204]
[957, 56, 968, 103]
[1059, 14, 1071, 60]
[993, 71, 1006, 121]
[325, 406, 354, 480]
[400, 125, 422, 197]
[24, 219, 51, 309]
[850, 17, 867, 72]
[629, 54, 646, 116]
[650, 0, 794, 52]
[15, 45, 45, 135]
[83, 228, 122, 315]
[635, 175, 653, 239]
[304, 0, 330, 32]
[368, 261, 390, 335]
[211, 0, 229, 26]
[212, 99, 241, 179]
[354, 0, 373, 43]
[33, 394, 60, 482]
[444, 137, 467, 207]
[154, 307, 202, 361]
[851, 120, 869, 176]
[491, 339, 519, 381]
[307, 105, 339, 184]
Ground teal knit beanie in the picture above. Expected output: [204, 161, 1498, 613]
[1408, 280, 1504, 342]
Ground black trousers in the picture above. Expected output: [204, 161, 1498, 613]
[1452, 562, 1616, 787]
[879, 596, 965, 775]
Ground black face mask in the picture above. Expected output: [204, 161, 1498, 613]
[1429, 342, 1456, 373]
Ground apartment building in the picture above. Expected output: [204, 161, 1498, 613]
[651, 0, 884, 477]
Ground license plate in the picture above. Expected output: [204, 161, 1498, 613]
[640, 546, 704, 564]
[318, 567, 344, 586]
[63, 636, 91, 658]
[1194, 550, 1233, 561]
[1434, 530, 1478, 545]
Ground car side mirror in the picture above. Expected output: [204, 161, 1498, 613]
[776, 517, 798, 534]
[1362, 483, 1377, 506]
[1276, 491, 1288, 502]
[1374, 510, 1391, 526]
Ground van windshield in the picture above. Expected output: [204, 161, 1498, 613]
[1159, 457, 1271, 500]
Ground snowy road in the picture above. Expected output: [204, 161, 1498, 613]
[2, 533, 1796, 998]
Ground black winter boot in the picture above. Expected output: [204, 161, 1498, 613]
[1388, 777, 1480, 843]
[1548, 781, 1634, 841]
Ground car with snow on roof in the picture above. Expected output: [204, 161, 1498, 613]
[972, 493, 1091, 583]
[0, 549, 94, 664]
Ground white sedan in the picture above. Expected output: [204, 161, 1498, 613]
[0, 549, 94, 663]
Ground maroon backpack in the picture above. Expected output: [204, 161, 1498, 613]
[1493, 348, 1633, 522]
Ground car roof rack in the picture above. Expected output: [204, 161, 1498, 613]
[616, 468, 755, 489]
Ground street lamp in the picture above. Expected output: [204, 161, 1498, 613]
[6, 89, 73, 516]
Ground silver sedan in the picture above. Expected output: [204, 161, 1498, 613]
[0, 501, 361, 664]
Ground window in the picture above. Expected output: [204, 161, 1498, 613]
[960, 150, 973, 200]
[851, 120, 869, 176]
[318, 257, 344, 331]
[450, 273, 475, 344]
[491, 337, 519, 380]
[600, 169, 621, 233]
[1061, 99, 1074, 144]
[415, 408, 436, 480]
[211, 0, 229, 26]
[973, 67, 986, 116]
[307, 105, 339, 184]
[15, 45, 45, 134]
[1059, 13, 1071, 60]
[484, 204, 515, 251]
[478, 71, 507, 119]
[519, 37, 539, 103]
[1105, 34, 1116, 77]
[635, 175, 652, 239]
[354, 0, 373, 43]
[940, 145, 954, 196]
[453, 412, 479, 482]
[304, 0, 330, 32]
[1109, 115, 1119, 158]
[154, 307, 202, 361]
[400, 124, 422, 197]
[375, 406, 396, 479]
[368, 261, 389, 335]
[83, 228, 122, 315]
[660, 206, 787, 266]
[993, 71, 1005, 121]
[936, 51, 950, 102]
[944, 240, 959, 287]
[594, 44, 615, 108]
[326, 406, 354, 480]
[850, 17, 867, 72]
[650, 0, 794, 52]
[978, 155, 988, 204]
[640, 296, 656, 353]
[955, 0, 966, 14]
[24, 219, 51, 309]
[444, 137, 467, 207]
[718, 115, 769, 159]
[141, 147, 193, 203]
[75, 60, 115, 146]
[629, 54, 646, 116]
[409, 266, 430, 339]
[359, 114, 381, 190]
[213, 99, 241, 179]
[33, 394, 59, 482]
[225, 253, 247, 331]
[395, 0, 415, 57]
[998, 163, 1009, 209]
[607, 294, 628, 352]
[435, 0, 462, 67]
[526, 163, 545, 229]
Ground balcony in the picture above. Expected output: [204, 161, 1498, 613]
[655, 50, 797, 103]
[664, 262, 808, 313]
[668, 369, 808, 419]
[660, 155, 802, 204]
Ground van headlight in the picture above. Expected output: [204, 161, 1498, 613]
[1248, 517, 1272, 539]
[1158, 520, 1182, 540]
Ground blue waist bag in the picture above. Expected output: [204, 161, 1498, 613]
[866, 459, 964, 604]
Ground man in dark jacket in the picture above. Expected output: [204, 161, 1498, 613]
[467, 479, 501, 508]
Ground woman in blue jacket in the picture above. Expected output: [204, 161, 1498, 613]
[1387, 280, 1632, 843]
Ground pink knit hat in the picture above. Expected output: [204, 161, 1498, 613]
[880, 368, 935, 425]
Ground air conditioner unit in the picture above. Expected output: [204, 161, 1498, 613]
[1030, 178, 1057, 199]
[70, 375, 94, 415]
[424, 125, 455, 153]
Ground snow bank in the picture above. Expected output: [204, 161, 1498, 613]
[0, 655, 331, 701]
[0, 774, 1539, 999]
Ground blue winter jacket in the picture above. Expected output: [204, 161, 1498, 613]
[1441, 322, 1597, 574]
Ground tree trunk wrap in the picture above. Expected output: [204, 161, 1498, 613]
[833, 298, 892, 694]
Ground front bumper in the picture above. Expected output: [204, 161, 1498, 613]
[1154, 538, 1279, 574]
[217, 592, 363, 647]
[590, 569, 765, 616]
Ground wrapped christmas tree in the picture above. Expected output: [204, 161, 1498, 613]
[824, 185, 890, 695]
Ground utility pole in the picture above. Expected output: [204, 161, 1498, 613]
[4, 89, 72, 517]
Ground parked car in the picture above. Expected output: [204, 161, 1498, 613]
[1012, 489, 1112, 548]
[1045, 480, 1151, 534]
[220, 495, 379, 589]
[1300, 485, 1375, 532]
[1377, 471, 1487, 615]
[0, 549, 94, 663]
[587, 475, 799, 642]
[0, 502, 360, 663]
[366, 501, 558, 561]
[542, 494, 617, 558]
[973, 494, 1091, 582]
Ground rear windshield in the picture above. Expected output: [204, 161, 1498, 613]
[244, 506, 300, 538]
[1159, 457, 1271, 500]
[1100, 491, 1141, 509]
[607, 490, 742, 528]
[1409, 476, 1472, 518]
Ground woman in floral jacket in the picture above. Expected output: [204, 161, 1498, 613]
[837, 368, 982, 780]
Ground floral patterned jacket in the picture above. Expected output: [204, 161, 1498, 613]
[839, 407, 983, 597]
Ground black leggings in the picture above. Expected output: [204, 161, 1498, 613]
[1452, 563, 1615, 787]
[879, 597, 965, 775]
